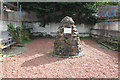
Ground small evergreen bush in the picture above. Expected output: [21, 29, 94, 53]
[7, 23, 31, 44]
[118, 31, 120, 51]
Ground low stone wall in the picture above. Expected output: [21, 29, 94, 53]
[91, 20, 120, 40]
[24, 22, 91, 37]
[0, 21, 91, 41]
[0, 20, 119, 41]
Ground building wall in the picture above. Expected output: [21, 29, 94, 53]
[7, 11, 38, 22]
[0, 10, 38, 40]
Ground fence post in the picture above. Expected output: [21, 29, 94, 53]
[1, 1, 4, 21]
[19, 4, 22, 25]
[106, 11, 108, 17]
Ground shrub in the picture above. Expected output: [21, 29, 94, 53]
[7, 23, 16, 40]
[7, 23, 31, 44]
[22, 24, 31, 41]
[118, 31, 120, 51]
[16, 26, 23, 43]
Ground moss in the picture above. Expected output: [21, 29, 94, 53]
[21, 39, 34, 44]
[80, 37, 91, 39]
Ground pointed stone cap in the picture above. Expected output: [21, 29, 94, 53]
[61, 16, 75, 24]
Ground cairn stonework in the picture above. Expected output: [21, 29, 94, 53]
[53, 16, 82, 56]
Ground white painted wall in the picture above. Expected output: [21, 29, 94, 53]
[0, 20, 119, 41]
[91, 21, 120, 40]
[93, 22, 119, 31]
[25, 22, 91, 37]
[91, 21, 119, 35]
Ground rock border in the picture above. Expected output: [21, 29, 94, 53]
[48, 50, 85, 58]
[0, 46, 26, 62]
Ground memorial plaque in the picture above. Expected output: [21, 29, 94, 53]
[64, 28, 71, 34]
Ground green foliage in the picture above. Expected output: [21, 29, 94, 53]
[22, 2, 120, 26]
[22, 2, 98, 26]
[95, 2, 120, 6]
[118, 31, 120, 51]
[7, 23, 16, 39]
[22, 23, 31, 41]
[7, 23, 22, 43]
[7, 23, 31, 44]
[16, 26, 23, 43]
[21, 39, 34, 44]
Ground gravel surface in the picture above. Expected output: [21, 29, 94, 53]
[0, 47, 26, 62]
[1, 38, 118, 78]
[4, 47, 26, 57]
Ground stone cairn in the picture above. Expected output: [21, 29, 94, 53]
[53, 16, 82, 57]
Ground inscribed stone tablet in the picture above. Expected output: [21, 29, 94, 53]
[64, 28, 72, 34]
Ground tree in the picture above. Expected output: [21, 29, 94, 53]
[94, 2, 120, 6]
[21, 2, 99, 27]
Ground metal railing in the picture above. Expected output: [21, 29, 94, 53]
[97, 8, 120, 17]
